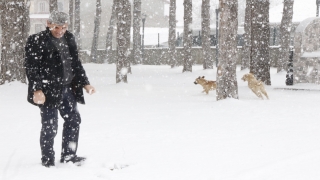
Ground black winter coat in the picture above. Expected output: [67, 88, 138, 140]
[25, 28, 90, 107]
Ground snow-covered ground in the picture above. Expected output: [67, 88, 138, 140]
[1, 64, 320, 180]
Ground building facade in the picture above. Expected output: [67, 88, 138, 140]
[29, 0, 69, 35]
[29, 0, 169, 50]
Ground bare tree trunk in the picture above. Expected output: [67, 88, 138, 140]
[105, 0, 117, 63]
[132, 0, 142, 65]
[0, 0, 29, 85]
[116, 0, 131, 83]
[21, 0, 31, 83]
[125, 0, 132, 73]
[182, 0, 192, 73]
[250, 0, 271, 85]
[49, 0, 58, 12]
[74, 0, 81, 49]
[90, 0, 102, 63]
[277, 0, 294, 72]
[169, 0, 177, 68]
[202, 0, 212, 69]
[241, 0, 251, 70]
[69, 0, 74, 33]
[0, 1, 9, 84]
[216, 0, 239, 100]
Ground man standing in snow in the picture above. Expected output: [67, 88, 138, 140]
[24, 11, 96, 168]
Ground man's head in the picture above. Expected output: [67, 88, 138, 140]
[47, 11, 69, 38]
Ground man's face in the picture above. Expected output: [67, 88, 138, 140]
[47, 22, 68, 39]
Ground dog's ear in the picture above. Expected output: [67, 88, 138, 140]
[242, 74, 248, 79]
[202, 76, 205, 78]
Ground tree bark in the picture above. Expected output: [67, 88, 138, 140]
[182, 0, 192, 72]
[21, 0, 30, 83]
[216, 0, 239, 100]
[74, 0, 81, 49]
[241, 0, 252, 70]
[169, 0, 177, 68]
[90, 0, 102, 63]
[105, 0, 117, 63]
[69, 0, 74, 33]
[277, 0, 294, 72]
[250, 0, 271, 85]
[49, 0, 58, 12]
[0, 0, 29, 85]
[125, 1, 132, 73]
[132, 0, 142, 65]
[116, 0, 131, 83]
[202, 0, 212, 69]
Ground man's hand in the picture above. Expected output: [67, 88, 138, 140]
[84, 85, 96, 95]
[33, 90, 46, 104]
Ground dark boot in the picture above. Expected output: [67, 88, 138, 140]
[60, 155, 86, 165]
[42, 159, 55, 168]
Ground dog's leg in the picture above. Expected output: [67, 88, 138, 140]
[204, 88, 209, 94]
[253, 90, 263, 99]
[262, 89, 269, 99]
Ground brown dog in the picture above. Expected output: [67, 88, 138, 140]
[194, 76, 217, 94]
[241, 73, 269, 99]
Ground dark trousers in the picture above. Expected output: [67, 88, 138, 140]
[39, 85, 81, 163]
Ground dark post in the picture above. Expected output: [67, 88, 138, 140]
[176, 32, 180, 46]
[215, 8, 219, 67]
[199, 31, 201, 46]
[142, 13, 146, 63]
[273, 27, 276, 46]
[158, 33, 160, 47]
[286, 48, 294, 85]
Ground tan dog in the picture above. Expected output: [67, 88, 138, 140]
[241, 73, 269, 99]
[194, 76, 217, 94]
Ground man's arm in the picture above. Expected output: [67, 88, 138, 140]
[25, 35, 45, 104]
[84, 85, 96, 95]
[33, 90, 46, 104]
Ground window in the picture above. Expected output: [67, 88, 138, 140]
[58, 2, 63, 11]
[164, 4, 169, 16]
[39, 2, 46, 12]
[35, 24, 43, 33]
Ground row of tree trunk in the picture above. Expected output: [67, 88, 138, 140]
[0, 0, 83, 85]
[0, 0, 295, 102]
[69, 0, 82, 49]
[241, 0, 294, 85]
